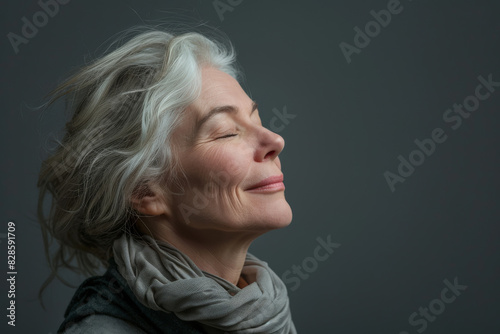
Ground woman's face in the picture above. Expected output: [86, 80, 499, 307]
[166, 66, 292, 233]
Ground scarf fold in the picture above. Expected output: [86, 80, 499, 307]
[112, 233, 297, 334]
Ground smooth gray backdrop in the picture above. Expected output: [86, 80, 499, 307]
[1, 0, 499, 333]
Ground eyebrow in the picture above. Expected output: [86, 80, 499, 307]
[194, 101, 258, 133]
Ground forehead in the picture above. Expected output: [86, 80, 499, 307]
[173, 67, 252, 143]
[190, 66, 250, 115]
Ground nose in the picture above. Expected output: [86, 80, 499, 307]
[254, 126, 285, 162]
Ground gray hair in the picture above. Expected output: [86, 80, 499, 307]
[37, 27, 240, 297]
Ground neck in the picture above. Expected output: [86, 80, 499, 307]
[137, 216, 262, 286]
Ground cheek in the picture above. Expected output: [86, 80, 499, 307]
[189, 143, 252, 190]
[172, 144, 252, 224]
[170, 144, 250, 212]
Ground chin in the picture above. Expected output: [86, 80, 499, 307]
[257, 199, 293, 230]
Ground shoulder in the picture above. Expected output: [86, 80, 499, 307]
[61, 314, 147, 333]
[58, 258, 207, 334]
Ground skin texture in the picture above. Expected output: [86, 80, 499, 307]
[132, 66, 292, 286]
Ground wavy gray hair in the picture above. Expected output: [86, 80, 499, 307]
[37, 28, 240, 296]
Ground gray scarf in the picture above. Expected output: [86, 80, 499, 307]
[112, 233, 297, 333]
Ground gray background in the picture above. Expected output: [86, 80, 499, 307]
[1, 0, 499, 333]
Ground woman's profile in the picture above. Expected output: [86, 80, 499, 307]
[37, 27, 297, 333]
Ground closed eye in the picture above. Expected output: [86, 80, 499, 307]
[216, 133, 237, 139]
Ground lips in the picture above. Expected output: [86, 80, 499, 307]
[246, 174, 284, 191]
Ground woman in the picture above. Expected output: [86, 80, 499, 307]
[38, 27, 296, 333]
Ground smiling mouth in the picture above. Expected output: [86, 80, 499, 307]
[245, 175, 285, 192]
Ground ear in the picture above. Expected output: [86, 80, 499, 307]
[130, 182, 170, 217]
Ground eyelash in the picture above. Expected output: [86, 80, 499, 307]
[216, 133, 237, 139]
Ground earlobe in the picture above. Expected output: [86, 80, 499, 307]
[130, 183, 169, 217]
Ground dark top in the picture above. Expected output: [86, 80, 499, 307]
[58, 257, 207, 334]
